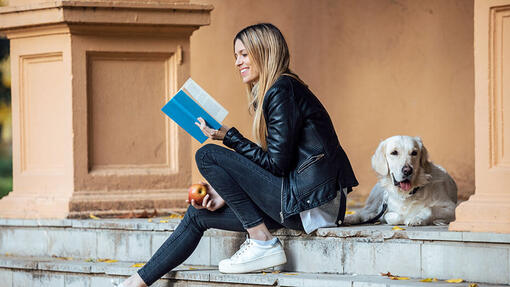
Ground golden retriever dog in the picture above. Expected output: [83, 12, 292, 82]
[344, 136, 457, 226]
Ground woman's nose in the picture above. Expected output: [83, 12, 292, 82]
[235, 56, 242, 66]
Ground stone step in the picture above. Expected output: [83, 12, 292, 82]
[0, 255, 505, 287]
[1, 218, 510, 285]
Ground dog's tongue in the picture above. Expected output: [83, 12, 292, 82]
[400, 181, 412, 191]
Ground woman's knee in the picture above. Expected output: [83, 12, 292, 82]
[195, 144, 217, 166]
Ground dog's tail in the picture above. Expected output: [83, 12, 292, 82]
[343, 183, 387, 225]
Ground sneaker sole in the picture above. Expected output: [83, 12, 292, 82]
[219, 251, 287, 274]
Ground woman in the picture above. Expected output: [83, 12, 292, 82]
[117, 23, 358, 287]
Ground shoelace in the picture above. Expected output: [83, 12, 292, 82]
[231, 239, 253, 259]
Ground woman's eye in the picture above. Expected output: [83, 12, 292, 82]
[411, 150, 418, 156]
[390, 150, 398, 156]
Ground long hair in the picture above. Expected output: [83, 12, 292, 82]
[234, 23, 293, 150]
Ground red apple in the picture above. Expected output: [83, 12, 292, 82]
[188, 183, 208, 205]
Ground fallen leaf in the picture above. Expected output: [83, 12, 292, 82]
[390, 276, 410, 280]
[89, 213, 100, 220]
[159, 220, 168, 223]
[380, 272, 394, 277]
[85, 258, 94, 262]
[97, 258, 118, 263]
[272, 270, 280, 274]
[392, 226, 406, 231]
[4, 253, 11, 256]
[262, 272, 267, 275]
[468, 284, 478, 287]
[131, 263, 145, 267]
[345, 209, 356, 215]
[147, 219, 153, 223]
[188, 267, 197, 270]
[374, 221, 381, 225]
[283, 273, 299, 275]
[161, 214, 184, 220]
[420, 278, 438, 282]
[445, 278, 464, 283]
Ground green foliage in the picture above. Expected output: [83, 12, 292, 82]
[0, 38, 9, 103]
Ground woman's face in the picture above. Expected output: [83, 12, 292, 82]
[234, 39, 259, 84]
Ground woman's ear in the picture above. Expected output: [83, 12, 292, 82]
[372, 139, 388, 176]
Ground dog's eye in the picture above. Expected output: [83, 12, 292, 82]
[390, 150, 398, 156]
[411, 150, 418, 156]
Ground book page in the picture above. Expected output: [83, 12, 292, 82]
[182, 78, 228, 123]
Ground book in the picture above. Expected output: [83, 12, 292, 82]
[161, 78, 228, 143]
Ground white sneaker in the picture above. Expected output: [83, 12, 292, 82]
[218, 238, 287, 273]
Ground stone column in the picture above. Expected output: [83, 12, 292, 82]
[0, 0, 212, 218]
[450, 0, 510, 233]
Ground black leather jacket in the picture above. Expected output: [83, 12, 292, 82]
[223, 75, 358, 222]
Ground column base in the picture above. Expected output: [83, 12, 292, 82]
[68, 189, 188, 218]
[0, 192, 71, 218]
[449, 194, 510, 233]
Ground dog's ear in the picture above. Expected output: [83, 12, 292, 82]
[414, 137, 429, 167]
[372, 139, 388, 176]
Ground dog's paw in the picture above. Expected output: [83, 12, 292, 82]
[405, 217, 427, 226]
[384, 212, 403, 225]
[432, 219, 448, 226]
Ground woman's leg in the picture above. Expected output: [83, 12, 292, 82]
[195, 144, 302, 231]
[195, 144, 302, 273]
[131, 205, 283, 286]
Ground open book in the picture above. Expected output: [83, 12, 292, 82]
[161, 78, 228, 143]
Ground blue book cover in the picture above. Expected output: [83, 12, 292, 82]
[161, 89, 223, 144]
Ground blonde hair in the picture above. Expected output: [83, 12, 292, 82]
[234, 23, 296, 150]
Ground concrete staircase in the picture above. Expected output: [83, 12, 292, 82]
[0, 218, 509, 286]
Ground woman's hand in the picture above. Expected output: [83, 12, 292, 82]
[195, 117, 229, 141]
[186, 181, 226, 212]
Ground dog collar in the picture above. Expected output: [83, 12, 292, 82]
[409, 186, 421, 195]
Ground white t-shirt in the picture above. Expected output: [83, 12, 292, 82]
[299, 188, 347, 234]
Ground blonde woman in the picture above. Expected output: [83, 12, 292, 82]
[117, 23, 358, 287]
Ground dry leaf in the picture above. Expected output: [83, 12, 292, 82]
[420, 278, 438, 282]
[147, 219, 153, 223]
[390, 276, 410, 280]
[380, 272, 394, 277]
[283, 273, 299, 275]
[392, 226, 405, 231]
[4, 253, 11, 256]
[97, 258, 118, 263]
[85, 258, 94, 262]
[272, 270, 280, 274]
[469, 284, 478, 287]
[131, 263, 145, 267]
[345, 209, 356, 215]
[89, 213, 100, 220]
[159, 220, 169, 223]
[188, 267, 197, 270]
[445, 278, 464, 283]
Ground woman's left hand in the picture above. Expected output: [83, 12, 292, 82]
[195, 117, 229, 141]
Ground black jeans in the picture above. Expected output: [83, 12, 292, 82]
[137, 144, 303, 286]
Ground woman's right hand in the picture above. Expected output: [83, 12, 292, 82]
[186, 181, 226, 212]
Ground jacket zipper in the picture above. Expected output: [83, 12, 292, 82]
[280, 177, 284, 223]
[297, 153, 325, 174]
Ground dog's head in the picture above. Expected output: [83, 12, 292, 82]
[372, 136, 430, 193]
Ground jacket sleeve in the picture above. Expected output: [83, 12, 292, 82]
[222, 83, 302, 176]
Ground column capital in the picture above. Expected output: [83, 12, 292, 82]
[0, 0, 213, 37]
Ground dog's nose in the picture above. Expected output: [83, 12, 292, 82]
[402, 166, 413, 176]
